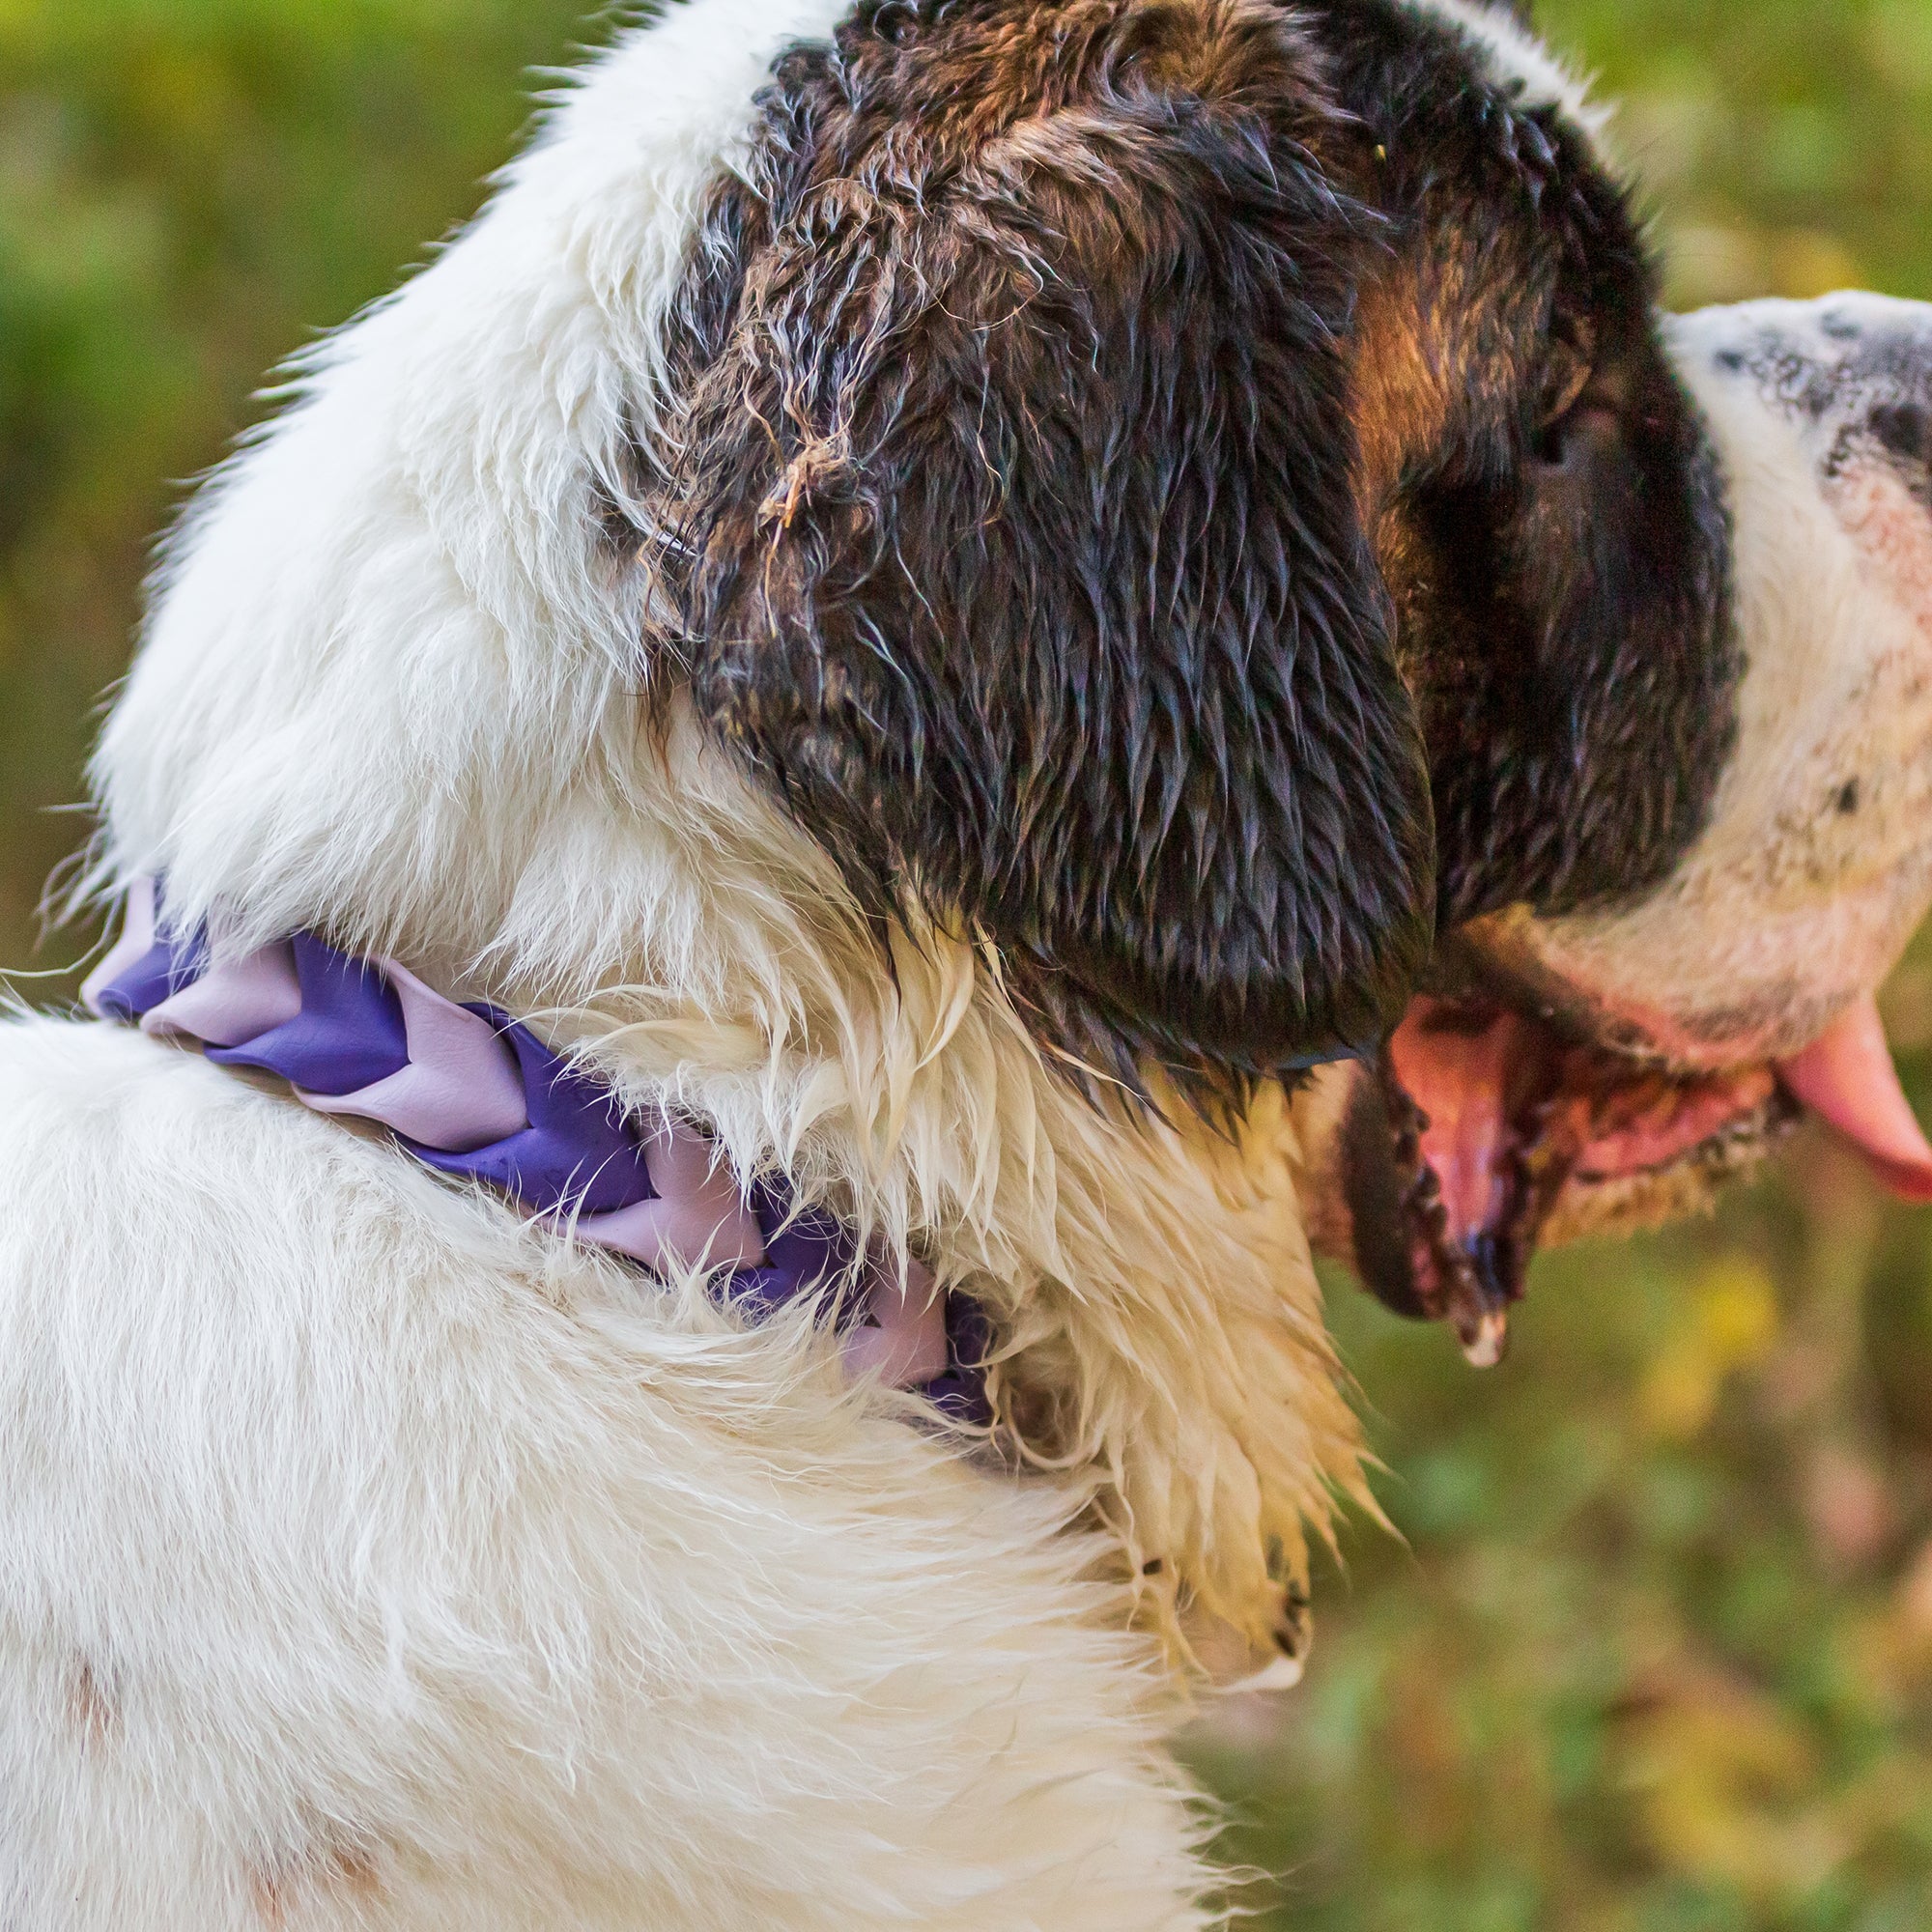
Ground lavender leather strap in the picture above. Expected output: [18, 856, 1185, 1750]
[83, 879, 988, 1418]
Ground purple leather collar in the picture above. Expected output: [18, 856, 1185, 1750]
[84, 880, 988, 1420]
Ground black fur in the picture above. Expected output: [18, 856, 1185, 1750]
[668, 0, 1435, 1087]
[642, 0, 1740, 1099]
[1317, 0, 1738, 928]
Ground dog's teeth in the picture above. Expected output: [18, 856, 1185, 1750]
[1459, 1308, 1510, 1370]
[1232, 1653, 1306, 1694]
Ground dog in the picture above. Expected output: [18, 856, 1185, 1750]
[5, 0, 1932, 1922]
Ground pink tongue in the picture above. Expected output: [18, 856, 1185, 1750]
[1388, 1003, 1523, 1246]
[1777, 995, 1932, 1204]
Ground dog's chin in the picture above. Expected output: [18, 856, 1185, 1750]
[1297, 946, 1932, 1366]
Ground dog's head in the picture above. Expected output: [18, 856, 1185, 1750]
[629, 0, 1932, 1350]
[83, 0, 1932, 1656]
[94, 0, 1932, 1418]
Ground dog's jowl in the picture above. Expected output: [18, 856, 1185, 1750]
[4, 0, 1932, 1924]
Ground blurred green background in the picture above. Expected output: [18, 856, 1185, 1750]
[5, 1, 1932, 1926]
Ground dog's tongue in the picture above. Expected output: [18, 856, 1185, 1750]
[1776, 995, 1932, 1203]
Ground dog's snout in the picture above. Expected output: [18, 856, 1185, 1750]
[1829, 301, 1932, 456]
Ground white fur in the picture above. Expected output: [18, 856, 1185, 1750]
[5, 0, 1359, 1920]
[0, 1016, 1208, 1928]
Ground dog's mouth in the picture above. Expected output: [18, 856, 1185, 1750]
[1343, 975, 1932, 1365]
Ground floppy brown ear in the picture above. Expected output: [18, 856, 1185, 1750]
[669, 12, 1435, 1089]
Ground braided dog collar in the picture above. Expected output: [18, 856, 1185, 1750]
[84, 879, 988, 1419]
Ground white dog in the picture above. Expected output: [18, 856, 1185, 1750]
[6, 0, 1932, 1923]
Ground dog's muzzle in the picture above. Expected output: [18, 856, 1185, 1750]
[1311, 294, 1932, 1364]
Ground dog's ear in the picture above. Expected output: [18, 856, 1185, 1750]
[670, 23, 1435, 1087]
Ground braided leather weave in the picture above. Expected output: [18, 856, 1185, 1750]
[84, 879, 988, 1417]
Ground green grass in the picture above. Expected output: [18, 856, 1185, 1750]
[6, 3, 1932, 1923]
